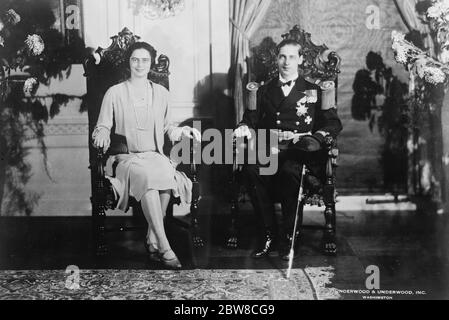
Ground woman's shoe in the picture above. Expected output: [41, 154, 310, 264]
[144, 241, 161, 263]
[159, 250, 182, 270]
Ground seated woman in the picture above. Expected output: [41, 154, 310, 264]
[92, 41, 201, 269]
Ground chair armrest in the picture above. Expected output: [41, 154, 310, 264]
[323, 136, 339, 167]
[92, 146, 117, 210]
[92, 146, 106, 179]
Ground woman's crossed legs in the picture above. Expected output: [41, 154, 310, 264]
[141, 189, 181, 268]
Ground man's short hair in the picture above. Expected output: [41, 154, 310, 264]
[276, 39, 303, 56]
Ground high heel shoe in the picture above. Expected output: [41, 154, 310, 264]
[144, 241, 161, 263]
[159, 249, 182, 270]
[251, 229, 275, 259]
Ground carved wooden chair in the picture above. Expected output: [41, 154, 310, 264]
[227, 26, 341, 255]
[83, 28, 203, 256]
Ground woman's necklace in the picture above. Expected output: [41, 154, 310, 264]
[129, 81, 147, 102]
[129, 81, 150, 130]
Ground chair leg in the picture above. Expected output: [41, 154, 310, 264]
[323, 203, 337, 255]
[226, 192, 239, 249]
[190, 173, 204, 248]
[226, 166, 240, 249]
[322, 138, 337, 256]
[165, 196, 204, 248]
[92, 197, 107, 256]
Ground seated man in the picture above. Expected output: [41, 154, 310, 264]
[233, 39, 342, 260]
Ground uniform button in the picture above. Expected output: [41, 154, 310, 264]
[276, 112, 280, 116]
[294, 130, 298, 133]
[296, 121, 300, 125]
[276, 120, 281, 124]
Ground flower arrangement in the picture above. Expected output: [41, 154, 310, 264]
[0, 1, 86, 215]
[391, 30, 449, 85]
[427, 0, 449, 59]
[391, 0, 449, 85]
[390, 0, 449, 202]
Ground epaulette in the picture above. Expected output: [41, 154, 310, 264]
[304, 78, 335, 92]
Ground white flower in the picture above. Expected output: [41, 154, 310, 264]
[424, 66, 446, 84]
[414, 58, 427, 78]
[396, 51, 408, 64]
[23, 78, 38, 97]
[25, 34, 45, 56]
[392, 42, 408, 64]
[5, 9, 21, 25]
[428, 5, 442, 18]
[428, 0, 449, 19]
[391, 30, 405, 42]
[391, 31, 409, 64]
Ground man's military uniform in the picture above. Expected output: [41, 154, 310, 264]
[239, 75, 342, 259]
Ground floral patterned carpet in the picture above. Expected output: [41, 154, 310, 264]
[0, 267, 340, 300]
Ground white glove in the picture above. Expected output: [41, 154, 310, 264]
[181, 126, 202, 142]
[276, 130, 295, 142]
[233, 125, 252, 139]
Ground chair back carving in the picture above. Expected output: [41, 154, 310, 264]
[254, 25, 341, 85]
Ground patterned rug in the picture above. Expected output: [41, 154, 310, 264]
[0, 268, 340, 300]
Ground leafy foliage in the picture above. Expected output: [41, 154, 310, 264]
[0, 0, 86, 215]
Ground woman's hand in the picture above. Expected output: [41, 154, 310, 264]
[92, 127, 111, 151]
[181, 126, 202, 142]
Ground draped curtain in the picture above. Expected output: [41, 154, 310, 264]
[229, 0, 271, 124]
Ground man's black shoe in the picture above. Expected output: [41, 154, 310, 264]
[280, 233, 300, 261]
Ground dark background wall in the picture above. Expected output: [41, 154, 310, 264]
[251, 0, 409, 193]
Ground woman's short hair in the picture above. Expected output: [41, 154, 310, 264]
[123, 41, 157, 69]
[276, 39, 303, 56]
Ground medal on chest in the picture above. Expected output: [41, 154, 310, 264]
[295, 90, 317, 124]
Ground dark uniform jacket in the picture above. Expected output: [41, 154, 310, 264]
[240, 76, 342, 139]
